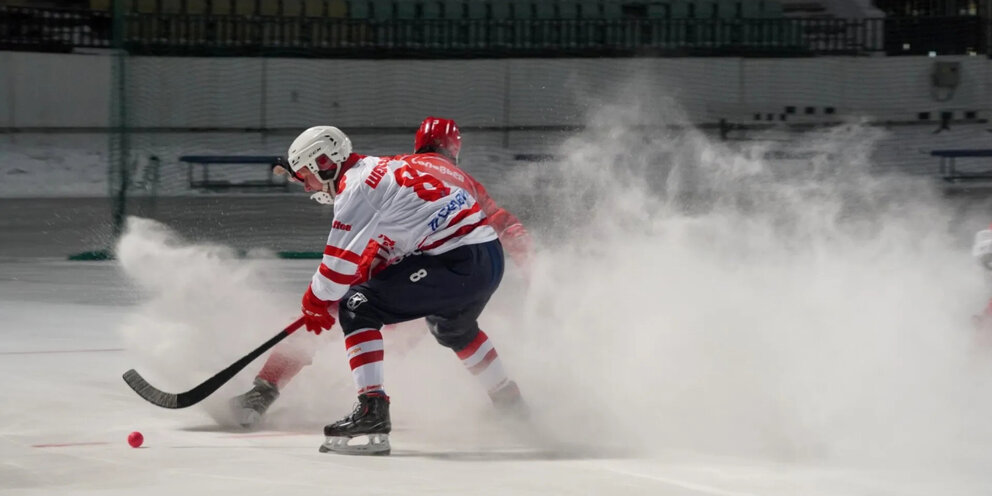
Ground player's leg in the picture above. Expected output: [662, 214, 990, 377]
[429, 240, 525, 414]
[229, 332, 320, 427]
[426, 297, 527, 416]
[321, 240, 507, 454]
[427, 313, 522, 409]
[320, 255, 451, 456]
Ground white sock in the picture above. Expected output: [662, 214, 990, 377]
[344, 328, 385, 394]
[456, 330, 509, 394]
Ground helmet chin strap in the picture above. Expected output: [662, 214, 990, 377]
[309, 181, 337, 205]
[310, 191, 334, 205]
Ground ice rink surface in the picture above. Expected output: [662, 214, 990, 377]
[2, 258, 991, 496]
[6, 120, 992, 495]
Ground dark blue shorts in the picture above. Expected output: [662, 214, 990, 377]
[338, 240, 504, 352]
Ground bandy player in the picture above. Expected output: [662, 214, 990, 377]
[230, 118, 533, 433]
[235, 122, 528, 455]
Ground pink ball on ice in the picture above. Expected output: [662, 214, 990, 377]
[127, 431, 144, 448]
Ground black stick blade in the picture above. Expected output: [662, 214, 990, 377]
[122, 369, 183, 408]
[121, 316, 304, 409]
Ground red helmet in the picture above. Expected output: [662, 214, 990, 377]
[414, 116, 462, 161]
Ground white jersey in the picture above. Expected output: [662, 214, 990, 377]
[310, 154, 498, 302]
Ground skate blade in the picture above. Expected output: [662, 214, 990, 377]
[318, 433, 391, 456]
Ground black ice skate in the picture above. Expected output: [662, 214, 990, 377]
[319, 393, 391, 456]
[229, 377, 279, 428]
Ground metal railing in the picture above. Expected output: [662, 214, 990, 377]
[0, 6, 986, 57]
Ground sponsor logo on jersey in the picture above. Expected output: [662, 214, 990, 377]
[347, 292, 368, 311]
[365, 161, 389, 189]
[428, 190, 469, 231]
[410, 156, 464, 183]
[332, 220, 352, 231]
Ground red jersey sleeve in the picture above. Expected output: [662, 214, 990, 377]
[466, 176, 532, 271]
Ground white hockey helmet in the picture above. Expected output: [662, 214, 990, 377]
[287, 126, 353, 184]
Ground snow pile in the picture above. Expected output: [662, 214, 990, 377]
[504, 81, 992, 469]
[114, 218, 317, 425]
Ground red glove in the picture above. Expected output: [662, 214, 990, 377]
[302, 286, 337, 335]
[500, 223, 534, 277]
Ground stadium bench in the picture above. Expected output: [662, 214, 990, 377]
[179, 155, 290, 191]
[931, 149, 992, 183]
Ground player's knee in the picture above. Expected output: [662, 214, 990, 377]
[339, 308, 382, 335]
[426, 317, 479, 351]
[338, 289, 383, 335]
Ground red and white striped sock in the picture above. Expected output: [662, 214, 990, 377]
[344, 328, 385, 395]
[257, 349, 312, 390]
[456, 330, 510, 394]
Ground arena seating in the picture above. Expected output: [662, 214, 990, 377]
[83, 0, 788, 20]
